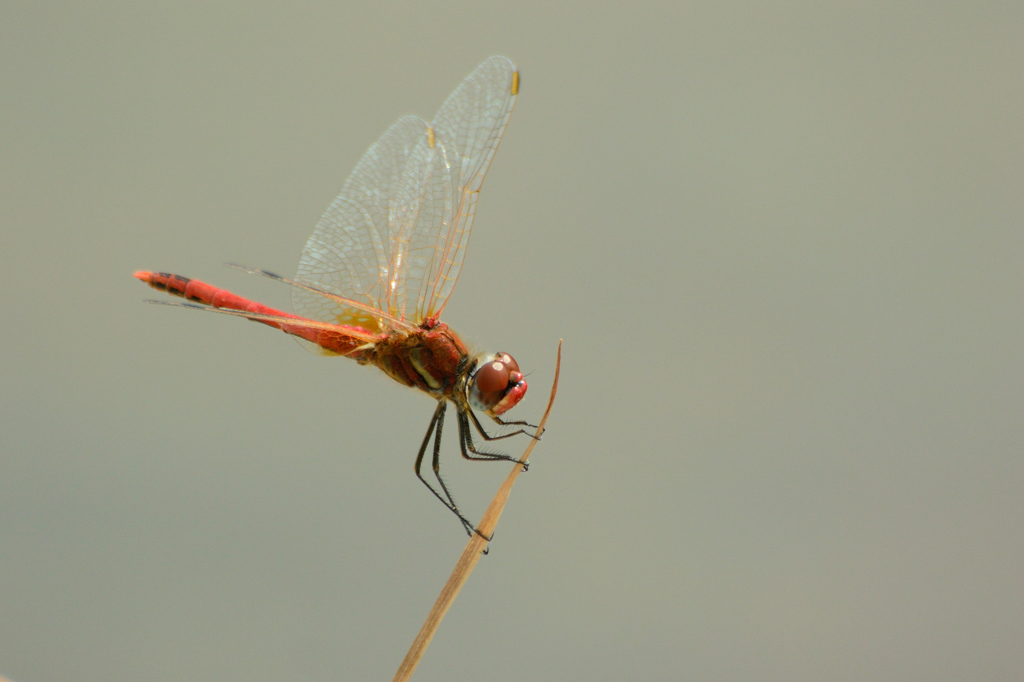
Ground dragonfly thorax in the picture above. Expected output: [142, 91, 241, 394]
[363, 322, 469, 396]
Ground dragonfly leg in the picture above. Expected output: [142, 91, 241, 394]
[468, 408, 540, 443]
[414, 401, 491, 541]
[491, 414, 541, 437]
[458, 408, 529, 470]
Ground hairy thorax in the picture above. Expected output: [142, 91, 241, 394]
[363, 320, 469, 398]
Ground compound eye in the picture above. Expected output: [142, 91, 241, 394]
[468, 355, 516, 411]
[496, 352, 520, 375]
[468, 353, 527, 413]
[474, 360, 510, 394]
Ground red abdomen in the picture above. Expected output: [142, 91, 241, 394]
[134, 271, 375, 357]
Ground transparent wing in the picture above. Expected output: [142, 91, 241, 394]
[399, 55, 519, 321]
[293, 55, 518, 333]
[293, 115, 429, 334]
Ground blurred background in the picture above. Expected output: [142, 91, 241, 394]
[2, 2, 1021, 680]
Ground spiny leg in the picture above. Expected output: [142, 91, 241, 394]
[467, 408, 540, 444]
[492, 414, 541, 433]
[414, 401, 489, 540]
[458, 408, 529, 469]
[413, 402, 445, 505]
[427, 403, 472, 535]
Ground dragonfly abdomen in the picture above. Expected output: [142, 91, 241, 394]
[135, 271, 374, 357]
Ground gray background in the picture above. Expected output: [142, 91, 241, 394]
[2, 2, 1021, 681]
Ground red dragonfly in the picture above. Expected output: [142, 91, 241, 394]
[136, 56, 535, 538]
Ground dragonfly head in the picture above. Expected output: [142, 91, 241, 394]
[467, 352, 527, 416]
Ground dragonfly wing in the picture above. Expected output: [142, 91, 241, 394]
[294, 56, 518, 335]
[294, 115, 429, 334]
[394, 55, 519, 322]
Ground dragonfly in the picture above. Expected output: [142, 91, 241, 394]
[136, 56, 536, 538]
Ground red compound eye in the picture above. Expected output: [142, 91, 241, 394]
[496, 352, 520, 375]
[468, 353, 526, 412]
[474, 360, 510, 394]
